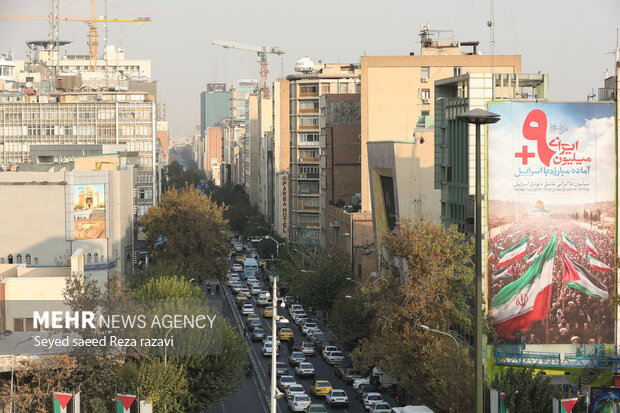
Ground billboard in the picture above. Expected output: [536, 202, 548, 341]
[487, 102, 615, 345]
[73, 184, 106, 240]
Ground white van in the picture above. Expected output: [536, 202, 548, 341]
[390, 407, 434, 413]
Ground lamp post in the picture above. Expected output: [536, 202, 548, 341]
[10, 336, 32, 413]
[163, 327, 174, 366]
[455, 108, 500, 413]
[345, 277, 363, 288]
[264, 235, 280, 256]
[270, 275, 286, 413]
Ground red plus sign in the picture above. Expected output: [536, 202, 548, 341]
[515, 145, 536, 165]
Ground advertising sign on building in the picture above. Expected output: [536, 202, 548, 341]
[487, 102, 615, 345]
[281, 174, 288, 234]
[73, 184, 106, 240]
[207, 83, 226, 93]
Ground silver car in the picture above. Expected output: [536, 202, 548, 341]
[287, 394, 311, 412]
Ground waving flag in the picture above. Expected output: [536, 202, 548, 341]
[497, 236, 529, 268]
[492, 265, 514, 280]
[588, 255, 613, 273]
[53, 393, 72, 413]
[586, 236, 599, 256]
[563, 254, 608, 299]
[488, 251, 495, 261]
[490, 236, 556, 338]
[117, 394, 136, 413]
[562, 232, 578, 253]
[539, 235, 550, 242]
[526, 245, 544, 264]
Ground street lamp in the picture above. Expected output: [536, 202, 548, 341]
[263, 235, 280, 256]
[419, 325, 461, 412]
[10, 336, 32, 413]
[456, 107, 500, 413]
[345, 277, 363, 288]
[163, 327, 174, 366]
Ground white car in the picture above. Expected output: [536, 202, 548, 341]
[262, 342, 279, 357]
[326, 389, 349, 408]
[286, 384, 306, 400]
[241, 304, 255, 315]
[277, 375, 297, 391]
[301, 322, 318, 336]
[232, 263, 243, 272]
[326, 351, 345, 365]
[227, 277, 240, 286]
[294, 362, 315, 378]
[322, 346, 339, 359]
[363, 392, 384, 410]
[369, 402, 392, 413]
[251, 285, 261, 295]
[287, 394, 311, 412]
[258, 294, 269, 306]
[352, 378, 370, 390]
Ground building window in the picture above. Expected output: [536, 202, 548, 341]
[94, 253, 99, 264]
[447, 167, 452, 182]
[299, 84, 318, 95]
[421, 110, 430, 116]
[421, 67, 430, 79]
[34, 257, 38, 265]
[453, 67, 462, 76]
[338, 83, 348, 93]
[7, 254, 12, 264]
[87, 253, 92, 264]
[421, 89, 430, 101]
[320, 84, 330, 94]
[16, 254, 22, 264]
[299, 133, 319, 145]
[299, 100, 319, 111]
[299, 117, 319, 127]
[25, 254, 31, 265]
[139, 189, 145, 199]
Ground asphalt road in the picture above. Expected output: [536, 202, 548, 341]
[216, 265, 387, 413]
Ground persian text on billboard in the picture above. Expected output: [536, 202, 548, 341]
[74, 184, 106, 240]
[487, 102, 615, 345]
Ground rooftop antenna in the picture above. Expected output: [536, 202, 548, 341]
[487, 0, 495, 99]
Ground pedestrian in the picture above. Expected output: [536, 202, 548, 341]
[215, 284, 220, 294]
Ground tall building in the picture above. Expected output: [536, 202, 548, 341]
[200, 83, 231, 172]
[206, 127, 223, 184]
[287, 62, 361, 244]
[362, 27, 521, 269]
[271, 78, 291, 238]
[0, 90, 158, 216]
[226, 79, 258, 186]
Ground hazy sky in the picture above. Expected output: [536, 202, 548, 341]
[1, 0, 619, 137]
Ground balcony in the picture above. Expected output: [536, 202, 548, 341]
[298, 157, 319, 163]
[299, 109, 319, 114]
[298, 125, 318, 130]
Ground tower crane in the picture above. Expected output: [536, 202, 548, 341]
[212, 39, 285, 98]
[0, 0, 151, 69]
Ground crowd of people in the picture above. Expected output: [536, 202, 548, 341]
[488, 218, 614, 345]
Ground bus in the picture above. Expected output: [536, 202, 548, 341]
[243, 258, 259, 279]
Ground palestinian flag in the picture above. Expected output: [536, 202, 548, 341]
[563, 254, 608, 299]
[588, 255, 613, 273]
[586, 236, 599, 256]
[492, 265, 514, 280]
[490, 236, 556, 338]
[554, 397, 578, 413]
[526, 244, 544, 264]
[53, 393, 72, 413]
[562, 232, 578, 253]
[497, 236, 529, 268]
[117, 394, 136, 413]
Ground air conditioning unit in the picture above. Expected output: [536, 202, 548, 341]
[422, 98, 430, 104]
[421, 77, 429, 83]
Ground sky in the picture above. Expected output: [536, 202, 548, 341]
[1, 0, 619, 137]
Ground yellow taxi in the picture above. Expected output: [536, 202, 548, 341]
[258, 260, 267, 268]
[263, 307, 273, 318]
[310, 380, 333, 397]
[236, 293, 250, 304]
[246, 313, 260, 323]
[278, 327, 294, 341]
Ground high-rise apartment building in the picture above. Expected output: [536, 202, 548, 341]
[271, 79, 291, 238]
[200, 83, 231, 172]
[287, 63, 360, 244]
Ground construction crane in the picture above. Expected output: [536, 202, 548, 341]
[212, 39, 285, 98]
[0, 0, 151, 69]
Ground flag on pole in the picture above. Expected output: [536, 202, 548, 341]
[489, 251, 495, 261]
[588, 255, 613, 273]
[563, 254, 609, 299]
[539, 234, 550, 242]
[562, 232, 578, 254]
[560, 397, 578, 413]
[492, 265, 514, 280]
[586, 236, 599, 256]
[497, 236, 529, 268]
[526, 244, 544, 264]
[490, 236, 556, 338]
[53, 393, 72, 413]
[117, 394, 136, 413]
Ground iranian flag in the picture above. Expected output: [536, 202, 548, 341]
[588, 255, 613, 273]
[586, 236, 599, 256]
[497, 236, 529, 268]
[117, 394, 136, 413]
[53, 392, 72, 413]
[562, 232, 578, 253]
[526, 244, 544, 264]
[490, 236, 556, 338]
[492, 265, 514, 280]
[488, 250, 495, 261]
[563, 254, 609, 299]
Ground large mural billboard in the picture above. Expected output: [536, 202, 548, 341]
[487, 102, 615, 345]
[73, 184, 106, 240]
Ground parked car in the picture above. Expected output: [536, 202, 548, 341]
[343, 369, 365, 384]
[325, 389, 349, 408]
[295, 362, 316, 378]
[310, 380, 333, 397]
[362, 392, 384, 410]
[335, 360, 354, 378]
[325, 351, 345, 365]
[251, 328, 265, 341]
[288, 394, 311, 412]
[288, 351, 306, 367]
[277, 375, 297, 391]
[369, 402, 392, 413]
[286, 384, 306, 400]
[300, 342, 316, 356]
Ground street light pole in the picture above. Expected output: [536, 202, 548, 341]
[164, 327, 174, 366]
[271, 275, 278, 413]
[456, 108, 500, 413]
[345, 277, 363, 288]
[264, 235, 280, 256]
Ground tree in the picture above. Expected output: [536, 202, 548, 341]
[133, 275, 204, 300]
[328, 288, 374, 352]
[163, 160, 206, 192]
[140, 186, 229, 282]
[352, 218, 476, 412]
[208, 184, 260, 232]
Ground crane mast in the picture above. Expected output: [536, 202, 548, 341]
[212, 39, 285, 98]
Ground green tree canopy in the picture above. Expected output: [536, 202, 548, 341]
[140, 186, 229, 282]
[133, 276, 204, 300]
